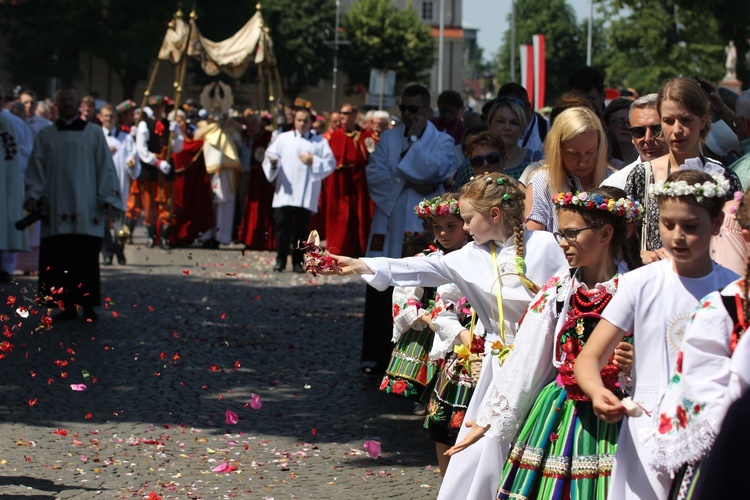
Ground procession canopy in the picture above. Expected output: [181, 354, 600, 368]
[157, 10, 276, 78]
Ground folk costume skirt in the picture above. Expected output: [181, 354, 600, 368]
[498, 380, 619, 500]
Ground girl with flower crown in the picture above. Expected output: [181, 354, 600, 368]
[643, 187, 750, 498]
[325, 172, 568, 499]
[444, 187, 641, 499]
[575, 169, 739, 500]
[379, 193, 465, 403]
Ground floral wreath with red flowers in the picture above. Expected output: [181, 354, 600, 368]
[552, 191, 643, 220]
[413, 196, 460, 220]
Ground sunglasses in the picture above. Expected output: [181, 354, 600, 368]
[468, 152, 503, 168]
[553, 224, 601, 244]
[340, 110, 356, 115]
[629, 123, 662, 139]
[398, 104, 423, 114]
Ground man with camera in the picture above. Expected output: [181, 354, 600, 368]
[24, 87, 123, 322]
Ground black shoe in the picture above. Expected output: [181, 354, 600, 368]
[273, 261, 285, 272]
[82, 308, 99, 323]
[160, 239, 171, 250]
[52, 309, 78, 323]
[293, 263, 306, 273]
[146, 237, 155, 248]
[0, 271, 12, 283]
[201, 238, 220, 250]
[117, 255, 127, 265]
[103, 255, 113, 266]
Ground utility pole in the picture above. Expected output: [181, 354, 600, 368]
[437, 0, 445, 94]
[586, 0, 593, 66]
[510, 1, 516, 82]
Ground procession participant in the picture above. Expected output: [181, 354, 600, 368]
[238, 113, 275, 250]
[324, 103, 375, 256]
[116, 99, 136, 134]
[263, 106, 335, 272]
[323, 111, 342, 142]
[498, 82, 549, 154]
[20, 89, 52, 136]
[99, 104, 139, 265]
[195, 81, 242, 249]
[362, 83, 457, 374]
[80, 95, 100, 125]
[24, 87, 123, 322]
[431, 90, 464, 145]
[131, 95, 184, 249]
[0, 112, 28, 283]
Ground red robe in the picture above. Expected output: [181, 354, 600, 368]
[170, 138, 215, 246]
[237, 130, 275, 250]
[323, 126, 376, 256]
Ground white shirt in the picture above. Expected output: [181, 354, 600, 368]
[601, 156, 642, 190]
[135, 119, 184, 166]
[262, 129, 335, 212]
[103, 126, 140, 208]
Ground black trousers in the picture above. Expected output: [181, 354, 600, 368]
[39, 234, 102, 309]
[273, 206, 311, 267]
[102, 213, 125, 261]
[361, 285, 395, 366]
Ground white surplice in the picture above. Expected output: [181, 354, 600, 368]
[262, 130, 335, 213]
[0, 112, 29, 252]
[600, 259, 738, 500]
[365, 121, 457, 258]
[103, 126, 140, 209]
[361, 231, 568, 500]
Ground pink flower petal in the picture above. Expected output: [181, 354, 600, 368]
[250, 393, 262, 410]
[363, 440, 381, 459]
[70, 384, 87, 391]
[212, 462, 229, 473]
[225, 409, 239, 425]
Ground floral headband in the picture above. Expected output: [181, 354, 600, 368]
[649, 160, 730, 202]
[553, 191, 644, 220]
[414, 196, 460, 220]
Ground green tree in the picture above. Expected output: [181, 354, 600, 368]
[598, 0, 724, 93]
[340, 0, 435, 92]
[261, 0, 336, 99]
[494, 0, 588, 104]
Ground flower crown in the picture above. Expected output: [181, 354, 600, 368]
[648, 159, 731, 202]
[552, 191, 644, 220]
[414, 196, 460, 220]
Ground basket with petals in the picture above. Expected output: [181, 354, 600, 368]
[300, 230, 335, 276]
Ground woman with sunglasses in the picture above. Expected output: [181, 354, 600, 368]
[526, 106, 612, 233]
[624, 77, 743, 266]
[488, 98, 544, 182]
[452, 131, 505, 190]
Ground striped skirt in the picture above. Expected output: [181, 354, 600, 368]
[379, 326, 436, 400]
[497, 380, 619, 500]
[423, 351, 477, 445]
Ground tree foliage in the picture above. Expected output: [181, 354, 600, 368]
[598, 0, 725, 94]
[494, 0, 589, 104]
[340, 0, 435, 92]
[261, 0, 336, 99]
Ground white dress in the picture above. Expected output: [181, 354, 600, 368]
[361, 231, 568, 500]
[600, 259, 738, 500]
[650, 279, 749, 474]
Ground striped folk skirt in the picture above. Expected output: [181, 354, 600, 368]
[497, 380, 619, 500]
[379, 326, 436, 400]
[423, 351, 477, 446]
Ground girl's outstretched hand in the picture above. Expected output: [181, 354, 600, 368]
[591, 388, 625, 423]
[443, 421, 489, 456]
[613, 341, 633, 374]
[326, 253, 373, 276]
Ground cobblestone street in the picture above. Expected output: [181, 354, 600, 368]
[0, 232, 442, 499]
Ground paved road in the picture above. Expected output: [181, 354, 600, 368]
[0, 233, 443, 499]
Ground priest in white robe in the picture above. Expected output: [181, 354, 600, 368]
[24, 88, 123, 322]
[361, 83, 457, 373]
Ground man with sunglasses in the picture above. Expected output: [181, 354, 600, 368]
[360, 83, 456, 375]
[602, 94, 668, 190]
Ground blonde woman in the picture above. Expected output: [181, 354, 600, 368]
[488, 97, 543, 181]
[525, 106, 611, 232]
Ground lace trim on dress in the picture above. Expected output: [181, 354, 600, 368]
[649, 418, 717, 474]
[476, 384, 520, 439]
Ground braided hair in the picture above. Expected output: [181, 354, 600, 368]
[459, 172, 532, 286]
[736, 188, 750, 320]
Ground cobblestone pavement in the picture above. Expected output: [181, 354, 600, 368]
[0, 232, 444, 499]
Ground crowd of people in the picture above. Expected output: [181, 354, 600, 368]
[2, 64, 750, 498]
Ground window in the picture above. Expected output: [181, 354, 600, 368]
[422, 1, 434, 22]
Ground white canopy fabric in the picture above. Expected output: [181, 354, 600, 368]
[157, 11, 276, 78]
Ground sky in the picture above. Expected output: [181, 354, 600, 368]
[463, 0, 593, 60]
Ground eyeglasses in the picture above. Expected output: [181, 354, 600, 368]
[609, 118, 630, 128]
[340, 110, 356, 115]
[468, 152, 503, 168]
[552, 224, 601, 244]
[399, 104, 423, 114]
[496, 96, 526, 108]
[629, 123, 662, 139]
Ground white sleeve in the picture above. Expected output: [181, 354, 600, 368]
[123, 135, 141, 180]
[262, 135, 281, 182]
[308, 138, 336, 182]
[475, 275, 561, 438]
[430, 283, 469, 360]
[360, 253, 453, 291]
[650, 291, 734, 473]
[391, 285, 427, 342]
[366, 132, 404, 218]
[136, 121, 157, 165]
